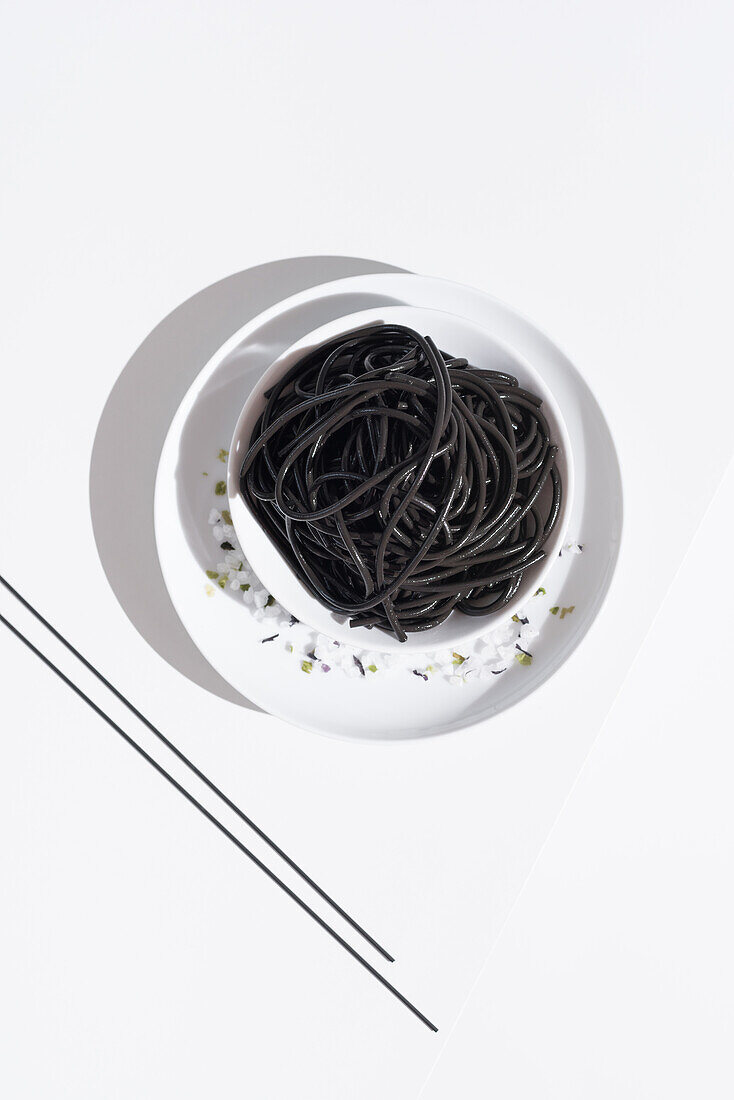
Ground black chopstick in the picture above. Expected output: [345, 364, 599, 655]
[0, 573, 391, 963]
[0, 609, 438, 1032]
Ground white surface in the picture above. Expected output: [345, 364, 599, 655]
[420, 459, 734, 1099]
[1, 0, 733, 1096]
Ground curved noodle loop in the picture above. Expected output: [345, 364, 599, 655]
[240, 324, 562, 641]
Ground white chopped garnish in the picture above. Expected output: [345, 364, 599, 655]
[449, 675, 464, 687]
[433, 648, 455, 666]
[439, 663, 456, 676]
[208, 509, 222, 525]
[222, 524, 236, 538]
[491, 621, 516, 646]
[241, 587, 254, 604]
[215, 562, 228, 574]
[519, 622, 539, 643]
[212, 525, 225, 541]
[336, 646, 356, 668]
[480, 642, 499, 662]
[252, 589, 269, 609]
[314, 635, 339, 661]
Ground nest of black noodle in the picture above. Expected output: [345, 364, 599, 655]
[240, 324, 562, 641]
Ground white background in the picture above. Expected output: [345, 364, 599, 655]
[1, 2, 733, 1096]
[421, 461, 734, 1100]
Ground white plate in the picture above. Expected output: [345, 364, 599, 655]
[227, 305, 574, 654]
[154, 274, 622, 740]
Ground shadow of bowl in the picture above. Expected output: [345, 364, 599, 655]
[89, 256, 406, 708]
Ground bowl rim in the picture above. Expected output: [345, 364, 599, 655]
[227, 305, 575, 653]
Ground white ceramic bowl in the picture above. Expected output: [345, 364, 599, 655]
[227, 306, 574, 653]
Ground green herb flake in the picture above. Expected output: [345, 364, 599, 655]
[265, 594, 275, 607]
[214, 480, 227, 496]
[218, 448, 229, 463]
[240, 583, 250, 591]
[202, 471, 209, 477]
[534, 586, 546, 596]
[452, 652, 466, 666]
[286, 643, 293, 652]
[560, 605, 575, 619]
[301, 660, 313, 674]
[205, 569, 218, 580]
[216, 577, 227, 589]
[221, 508, 232, 525]
[549, 606, 559, 615]
[515, 651, 533, 666]
[511, 613, 520, 622]
[367, 663, 377, 673]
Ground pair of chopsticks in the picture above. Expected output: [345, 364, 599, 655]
[0, 574, 437, 1032]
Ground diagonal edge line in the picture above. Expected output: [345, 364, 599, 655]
[0, 610, 438, 1032]
[416, 457, 734, 1086]
[0, 572, 394, 963]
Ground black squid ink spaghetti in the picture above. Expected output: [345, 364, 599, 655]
[239, 324, 562, 642]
